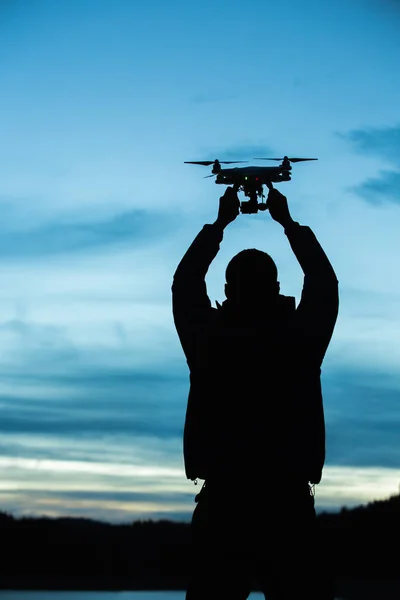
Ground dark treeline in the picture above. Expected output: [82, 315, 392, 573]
[1, 492, 400, 592]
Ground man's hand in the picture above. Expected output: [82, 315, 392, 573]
[214, 186, 240, 229]
[266, 188, 293, 228]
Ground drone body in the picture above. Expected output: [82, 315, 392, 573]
[185, 156, 318, 213]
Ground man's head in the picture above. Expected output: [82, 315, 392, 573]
[224, 249, 280, 309]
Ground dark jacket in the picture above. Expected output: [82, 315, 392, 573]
[172, 220, 339, 485]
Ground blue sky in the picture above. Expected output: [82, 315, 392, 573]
[1, 0, 400, 522]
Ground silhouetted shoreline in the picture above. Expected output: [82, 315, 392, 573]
[2, 493, 400, 599]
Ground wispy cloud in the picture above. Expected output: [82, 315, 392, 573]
[351, 171, 400, 205]
[323, 366, 400, 468]
[316, 465, 400, 512]
[340, 125, 400, 204]
[2, 351, 400, 520]
[0, 206, 182, 259]
[0, 453, 190, 523]
[0, 362, 187, 439]
[197, 143, 276, 162]
[342, 125, 400, 162]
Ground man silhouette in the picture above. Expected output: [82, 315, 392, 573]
[172, 186, 339, 599]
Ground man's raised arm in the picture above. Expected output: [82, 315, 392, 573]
[172, 188, 240, 362]
[267, 188, 339, 366]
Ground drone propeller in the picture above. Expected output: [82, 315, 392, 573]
[253, 157, 318, 163]
[184, 160, 248, 166]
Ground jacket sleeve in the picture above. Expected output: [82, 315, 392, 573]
[172, 223, 223, 367]
[285, 221, 339, 367]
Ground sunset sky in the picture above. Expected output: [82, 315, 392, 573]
[1, 0, 400, 522]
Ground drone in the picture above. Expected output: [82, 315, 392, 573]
[184, 156, 318, 213]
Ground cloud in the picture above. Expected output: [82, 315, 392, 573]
[1, 486, 191, 506]
[343, 125, 400, 163]
[0, 365, 187, 438]
[3, 348, 400, 470]
[0, 318, 76, 354]
[2, 304, 400, 520]
[0, 206, 182, 259]
[0, 453, 192, 522]
[340, 125, 400, 205]
[0, 492, 193, 523]
[0, 432, 192, 522]
[198, 142, 276, 161]
[316, 465, 400, 512]
[0, 431, 181, 466]
[323, 366, 400, 468]
[352, 171, 400, 205]
[0, 311, 186, 443]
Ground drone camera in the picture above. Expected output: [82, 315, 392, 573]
[240, 199, 260, 214]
